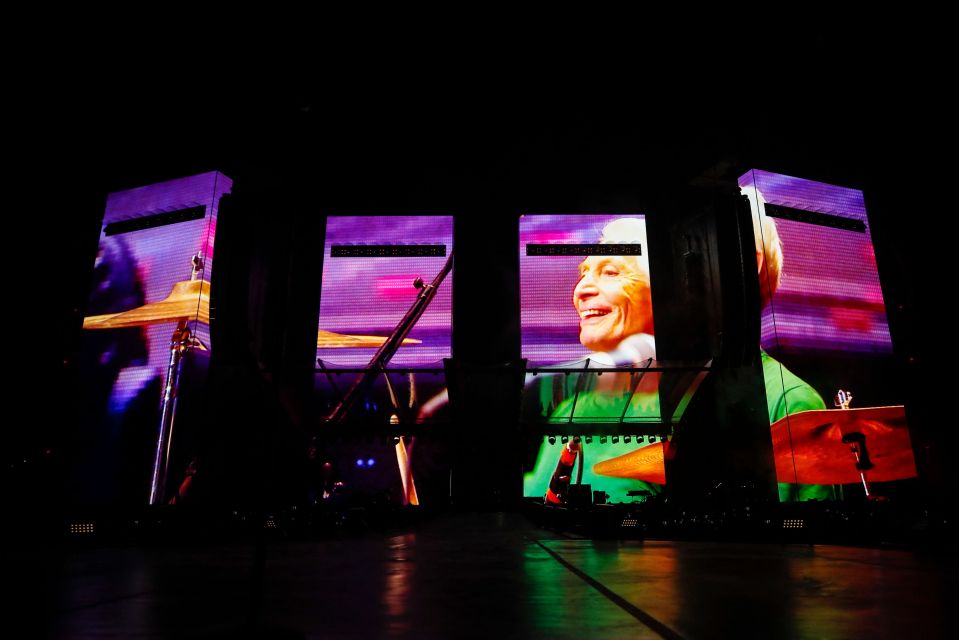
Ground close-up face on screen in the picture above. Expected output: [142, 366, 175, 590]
[520, 214, 655, 366]
[73, 172, 231, 507]
[740, 169, 917, 502]
[519, 214, 666, 503]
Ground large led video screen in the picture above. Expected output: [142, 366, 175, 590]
[520, 214, 667, 504]
[316, 216, 452, 370]
[313, 216, 453, 506]
[73, 172, 232, 506]
[741, 169, 916, 502]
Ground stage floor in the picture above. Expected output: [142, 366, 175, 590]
[26, 512, 955, 639]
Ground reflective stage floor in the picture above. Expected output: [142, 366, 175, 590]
[25, 513, 956, 639]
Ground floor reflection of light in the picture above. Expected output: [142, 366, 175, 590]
[524, 539, 675, 638]
[786, 546, 945, 640]
[384, 533, 416, 636]
[567, 540, 681, 627]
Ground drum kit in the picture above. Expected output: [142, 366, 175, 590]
[84, 254, 419, 505]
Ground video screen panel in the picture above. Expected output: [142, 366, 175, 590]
[741, 169, 916, 502]
[313, 216, 453, 506]
[316, 215, 452, 369]
[73, 172, 231, 506]
[520, 214, 666, 504]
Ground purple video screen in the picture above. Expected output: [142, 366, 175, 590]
[741, 169, 891, 354]
[73, 172, 232, 506]
[519, 215, 667, 503]
[316, 216, 453, 368]
[741, 169, 916, 501]
[313, 216, 453, 505]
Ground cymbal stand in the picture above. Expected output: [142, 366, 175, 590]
[148, 320, 197, 504]
[148, 254, 204, 505]
[834, 389, 874, 498]
[841, 431, 873, 498]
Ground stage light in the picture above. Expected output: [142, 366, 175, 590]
[367, 458, 375, 467]
[69, 522, 95, 535]
[600, 436, 607, 444]
[648, 436, 657, 443]
[612, 436, 619, 443]
[548, 436, 556, 445]
[561, 435, 569, 444]
[584, 435, 593, 444]
[623, 435, 631, 444]
[356, 458, 365, 467]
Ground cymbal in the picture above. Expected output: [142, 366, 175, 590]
[83, 278, 423, 349]
[593, 442, 666, 484]
[83, 280, 211, 328]
[317, 330, 421, 348]
[771, 406, 916, 485]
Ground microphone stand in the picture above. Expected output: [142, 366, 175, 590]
[324, 251, 454, 423]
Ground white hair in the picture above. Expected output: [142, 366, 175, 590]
[598, 217, 650, 281]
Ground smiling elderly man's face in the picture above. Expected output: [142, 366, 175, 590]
[573, 255, 652, 352]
